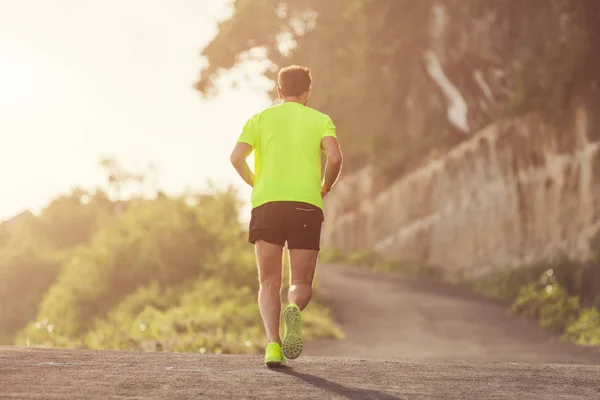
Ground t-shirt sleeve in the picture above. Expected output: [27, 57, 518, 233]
[322, 116, 337, 139]
[238, 115, 257, 148]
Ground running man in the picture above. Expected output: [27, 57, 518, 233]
[229, 65, 343, 367]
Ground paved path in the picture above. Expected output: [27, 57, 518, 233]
[304, 264, 600, 365]
[1, 347, 599, 399]
[2, 264, 600, 399]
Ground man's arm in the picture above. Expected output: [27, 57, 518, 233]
[230, 142, 255, 188]
[321, 136, 343, 196]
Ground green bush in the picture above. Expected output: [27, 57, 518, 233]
[512, 281, 580, 333]
[564, 308, 600, 346]
[0, 189, 117, 344]
[33, 197, 227, 336]
[0, 249, 63, 344]
[37, 190, 115, 249]
[18, 276, 344, 353]
[467, 257, 586, 302]
[471, 257, 600, 346]
[11, 187, 344, 353]
[85, 278, 264, 354]
[468, 264, 549, 302]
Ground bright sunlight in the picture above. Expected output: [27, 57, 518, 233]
[0, 41, 35, 109]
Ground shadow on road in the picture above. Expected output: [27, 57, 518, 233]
[274, 368, 402, 400]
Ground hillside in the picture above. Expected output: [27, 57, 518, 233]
[196, 0, 600, 275]
[196, 0, 599, 184]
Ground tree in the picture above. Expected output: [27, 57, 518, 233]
[38, 189, 114, 249]
[30, 189, 249, 337]
[196, 0, 600, 185]
[0, 214, 62, 344]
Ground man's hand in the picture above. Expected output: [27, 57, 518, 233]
[230, 142, 255, 188]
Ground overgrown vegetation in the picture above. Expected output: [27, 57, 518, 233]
[465, 256, 600, 347]
[0, 159, 342, 353]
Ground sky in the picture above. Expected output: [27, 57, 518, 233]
[0, 0, 272, 221]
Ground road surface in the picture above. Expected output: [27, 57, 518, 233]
[305, 264, 600, 365]
[1, 263, 600, 399]
[1, 347, 599, 399]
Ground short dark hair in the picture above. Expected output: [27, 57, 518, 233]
[278, 65, 312, 97]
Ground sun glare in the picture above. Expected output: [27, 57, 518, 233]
[0, 42, 35, 109]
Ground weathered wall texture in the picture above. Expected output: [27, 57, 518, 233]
[322, 104, 600, 277]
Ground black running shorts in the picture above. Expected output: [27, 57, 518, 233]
[248, 201, 324, 250]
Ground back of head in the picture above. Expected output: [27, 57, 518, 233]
[278, 65, 312, 97]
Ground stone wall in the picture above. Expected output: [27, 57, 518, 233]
[322, 104, 600, 277]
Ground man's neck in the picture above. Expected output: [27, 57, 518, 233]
[282, 97, 304, 104]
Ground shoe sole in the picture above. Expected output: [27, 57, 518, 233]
[265, 361, 285, 368]
[282, 305, 303, 359]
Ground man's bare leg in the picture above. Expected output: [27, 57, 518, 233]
[288, 248, 319, 310]
[281, 248, 318, 359]
[255, 240, 284, 344]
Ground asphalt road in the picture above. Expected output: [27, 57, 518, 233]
[305, 264, 600, 365]
[2, 264, 600, 399]
[1, 347, 600, 399]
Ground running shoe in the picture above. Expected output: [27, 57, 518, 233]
[282, 303, 303, 359]
[264, 342, 286, 367]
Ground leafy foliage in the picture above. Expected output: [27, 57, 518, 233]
[197, 0, 600, 184]
[0, 250, 63, 344]
[196, 0, 452, 182]
[2, 173, 342, 352]
[0, 190, 115, 343]
[468, 256, 600, 346]
[564, 308, 600, 346]
[512, 278, 580, 333]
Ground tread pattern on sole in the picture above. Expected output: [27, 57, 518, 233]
[282, 305, 303, 360]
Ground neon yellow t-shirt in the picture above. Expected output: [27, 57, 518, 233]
[237, 102, 337, 210]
